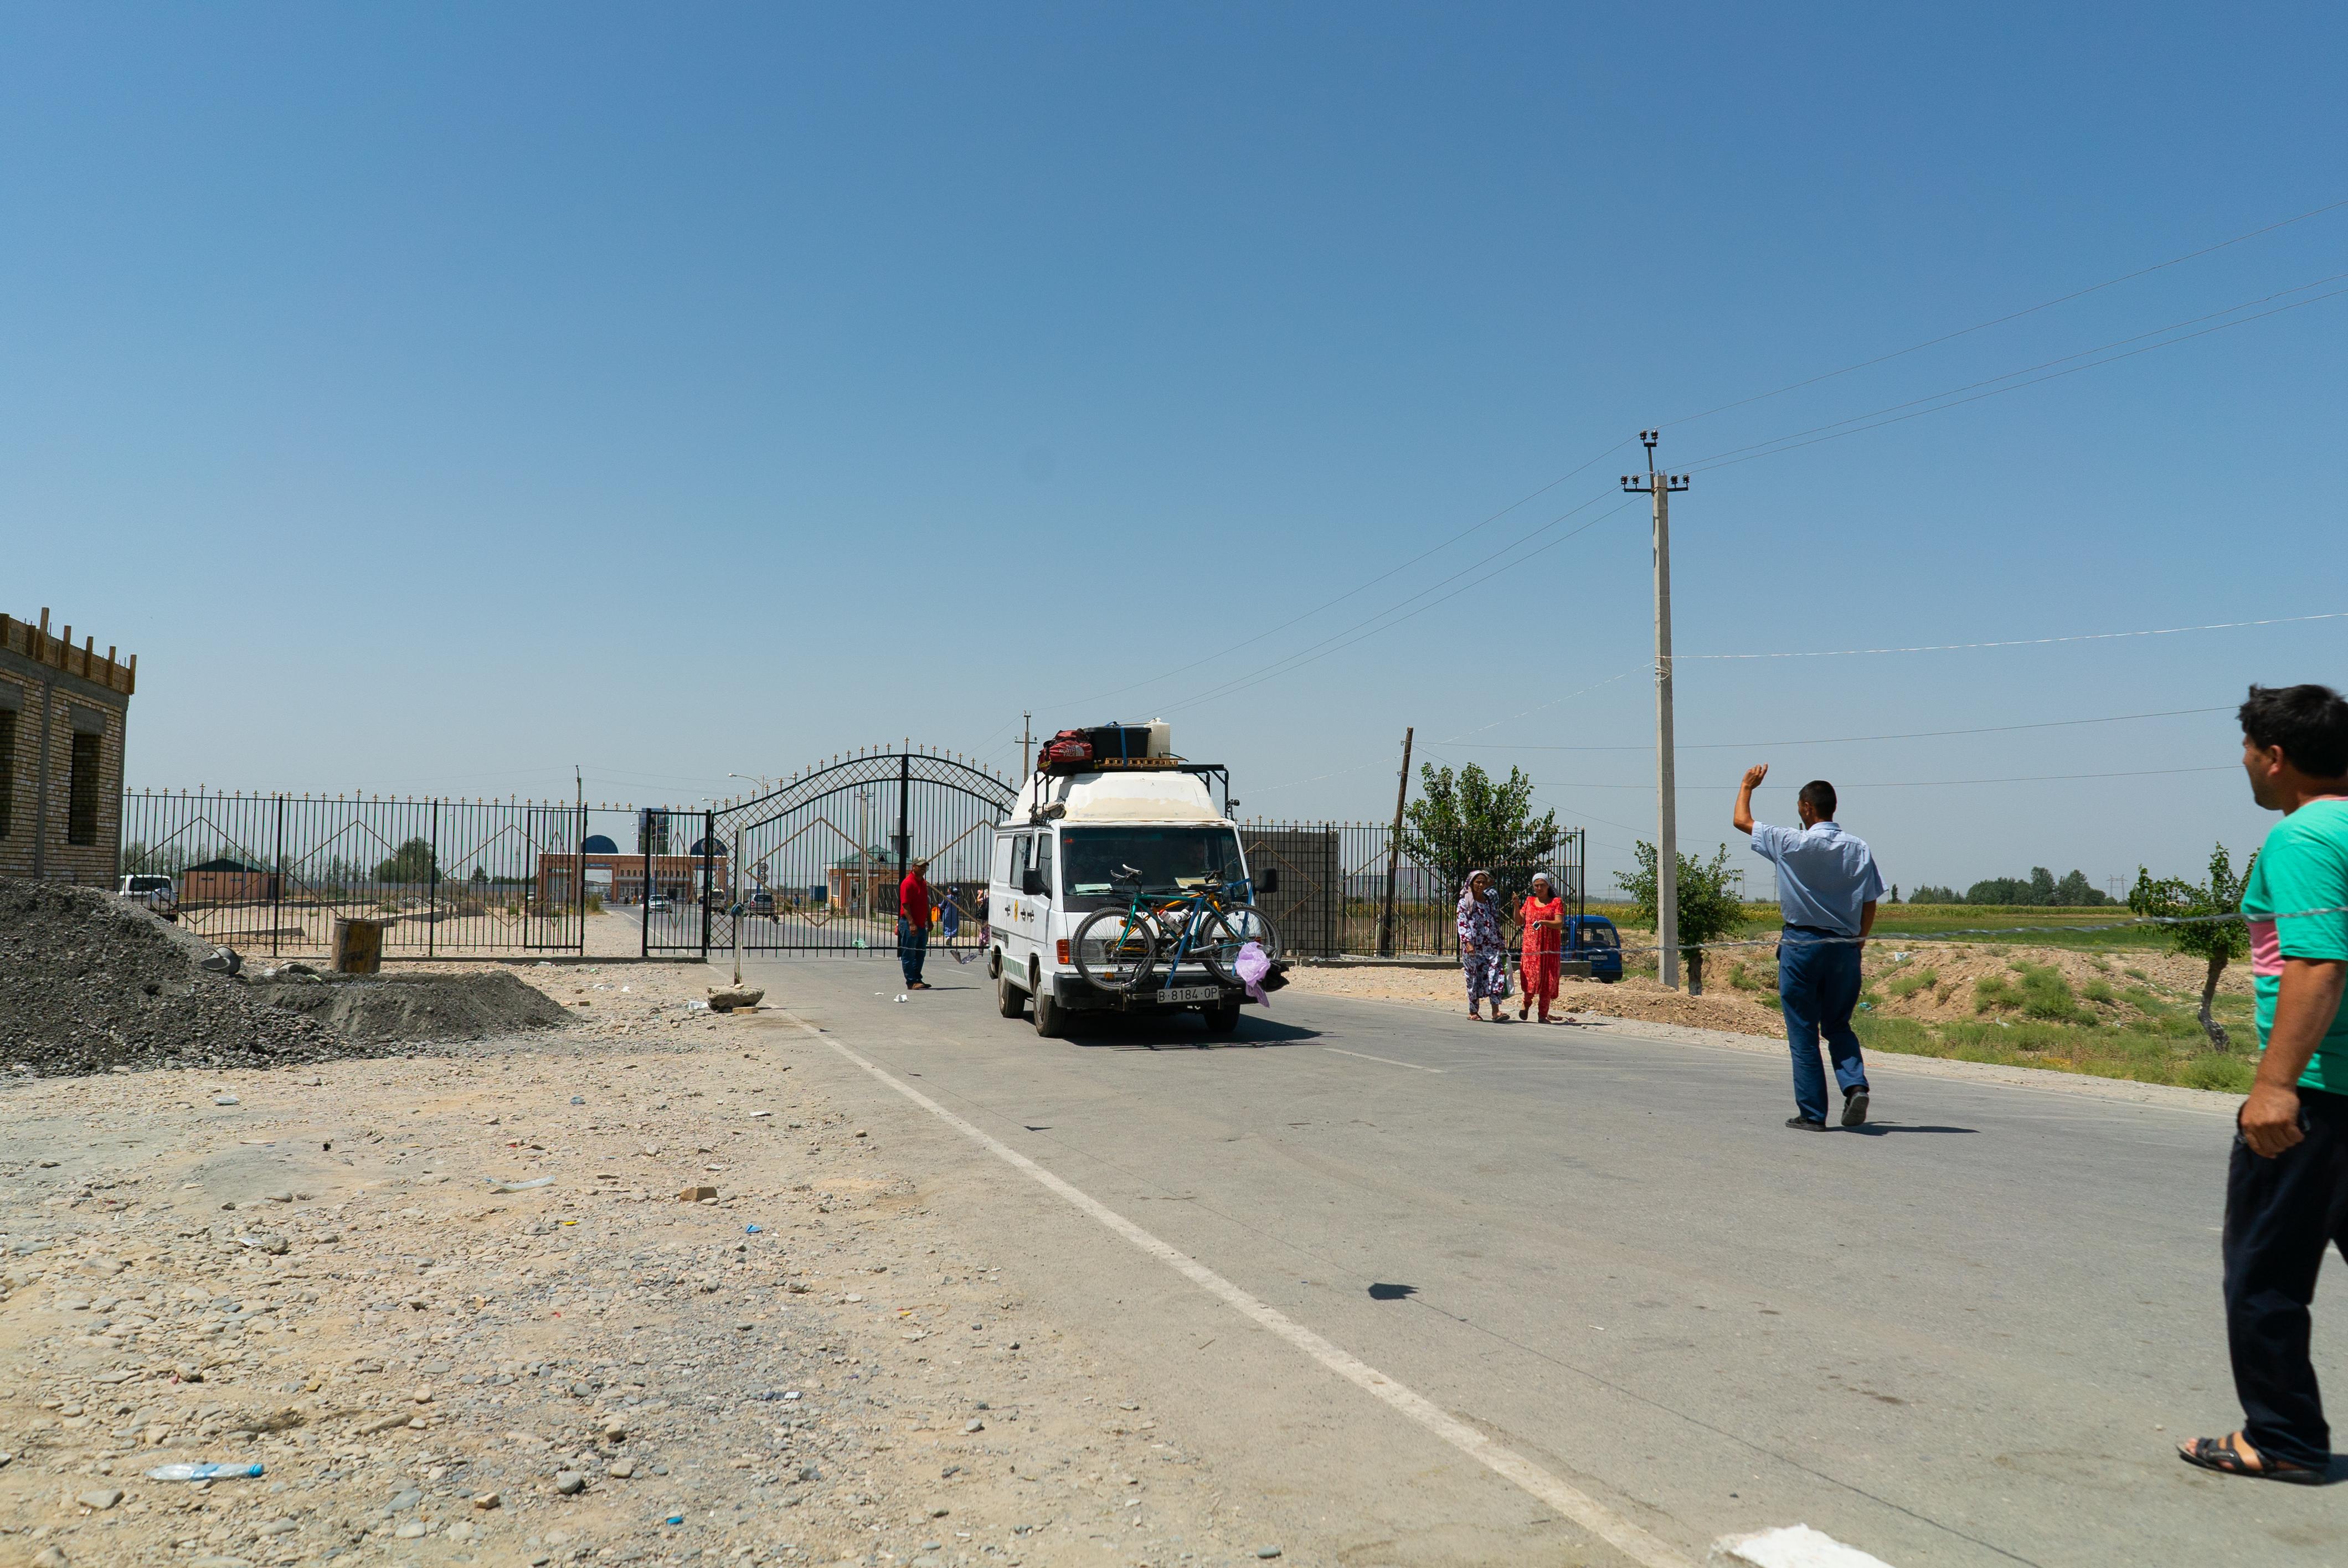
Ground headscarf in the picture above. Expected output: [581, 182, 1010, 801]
[1458, 869, 1491, 916]
[1528, 871, 1553, 896]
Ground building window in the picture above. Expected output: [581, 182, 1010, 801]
[68, 730, 102, 846]
[0, 708, 13, 837]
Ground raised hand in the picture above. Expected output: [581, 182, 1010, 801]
[1741, 763, 1769, 791]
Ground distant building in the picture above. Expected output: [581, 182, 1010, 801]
[0, 608, 134, 884]
[181, 857, 281, 906]
[537, 850, 729, 905]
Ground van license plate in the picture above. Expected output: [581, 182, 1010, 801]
[1157, 986, 1221, 1004]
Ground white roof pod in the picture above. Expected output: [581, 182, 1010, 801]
[1012, 768, 1222, 824]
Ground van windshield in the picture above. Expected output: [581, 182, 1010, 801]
[1062, 827, 1245, 896]
[127, 876, 171, 892]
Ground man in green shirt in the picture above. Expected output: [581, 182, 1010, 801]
[2179, 684, 2348, 1483]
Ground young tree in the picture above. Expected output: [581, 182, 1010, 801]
[1618, 840, 1748, 995]
[1401, 763, 1561, 906]
[374, 837, 439, 885]
[2129, 843, 2255, 1050]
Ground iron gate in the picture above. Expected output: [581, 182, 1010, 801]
[640, 749, 1016, 957]
[120, 790, 587, 957]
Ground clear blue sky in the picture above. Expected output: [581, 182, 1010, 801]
[7, 3, 2343, 896]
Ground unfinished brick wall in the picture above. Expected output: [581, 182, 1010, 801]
[0, 613, 135, 884]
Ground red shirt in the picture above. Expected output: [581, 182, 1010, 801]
[899, 873, 931, 926]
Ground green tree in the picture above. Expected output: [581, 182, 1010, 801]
[2129, 843, 2255, 1050]
[1617, 840, 1748, 995]
[374, 837, 439, 885]
[2053, 869, 2109, 906]
[1401, 762, 1561, 906]
[469, 865, 490, 885]
[1908, 884, 1961, 904]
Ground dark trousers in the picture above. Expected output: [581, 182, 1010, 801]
[2225, 1086, 2348, 1469]
[897, 919, 928, 987]
[1778, 931, 1867, 1123]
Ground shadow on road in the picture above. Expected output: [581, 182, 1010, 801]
[1058, 1014, 1325, 1051]
[1847, 1123, 1980, 1136]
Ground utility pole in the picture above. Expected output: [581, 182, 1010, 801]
[1377, 727, 1414, 957]
[1623, 432, 1690, 989]
[1018, 712, 1035, 778]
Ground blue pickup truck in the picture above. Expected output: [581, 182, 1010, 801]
[1563, 915, 1623, 982]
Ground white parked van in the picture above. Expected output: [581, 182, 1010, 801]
[987, 761, 1279, 1037]
[118, 873, 178, 920]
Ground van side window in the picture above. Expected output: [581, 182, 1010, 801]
[1033, 834, 1055, 897]
[992, 834, 1014, 884]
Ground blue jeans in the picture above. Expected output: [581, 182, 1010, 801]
[1778, 931, 1867, 1122]
[897, 919, 928, 987]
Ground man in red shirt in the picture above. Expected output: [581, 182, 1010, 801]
[898, 858, 934, 991]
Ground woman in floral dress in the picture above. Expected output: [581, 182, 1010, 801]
[1456, 869, 1510, 1020]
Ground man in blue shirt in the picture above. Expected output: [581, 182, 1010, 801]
[1734, 765, 1885, 1130]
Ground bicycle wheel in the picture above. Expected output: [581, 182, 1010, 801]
[1073, 907, 1159, 993]
[1193, 904, 1280, 984]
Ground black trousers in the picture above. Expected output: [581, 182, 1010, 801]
[2225, 1085, 2348, 1468]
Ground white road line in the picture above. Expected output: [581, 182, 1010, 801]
[1324, 1047, 1446, 1073]
[785, 1016, 1694, 1568]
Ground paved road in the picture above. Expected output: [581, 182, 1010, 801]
[738, 956, 2347, 1567]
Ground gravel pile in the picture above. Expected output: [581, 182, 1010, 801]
[251, 968, 571, 1041]
[0, 878, 568, 1078]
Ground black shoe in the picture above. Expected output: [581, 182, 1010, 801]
[1841, 1090, 1870, 1127]
[1785, 1116, 1828, 1131]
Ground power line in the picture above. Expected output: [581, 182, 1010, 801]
[1439, 703, 2235, 751]
[1055, 440, 1634, 710]
[1157, 495, 1640, 714]
[1683, 279, 2348, 476]
[1687, 610, 2347, 662]
[1522, 765, 2237, 790]
[1681, 269, 2348, 472]
[1663, 193, 2348, 430]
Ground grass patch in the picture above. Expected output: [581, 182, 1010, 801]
[1868, 904, 2167, 951]
[1845, 1006, 2249, 1091]
[2081, 978, 2118, 1005]
[1884, 967, 1939, 1000]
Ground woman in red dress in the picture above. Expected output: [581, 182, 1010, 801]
[1517, 871, 1566, 1023]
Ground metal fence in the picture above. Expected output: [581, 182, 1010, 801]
[101, 785, 1589, 964]
[1238, 821, 1587, 958]
[120, 790, 587, 957]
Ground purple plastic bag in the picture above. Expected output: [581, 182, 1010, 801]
[1234, 941, 1271, 1005]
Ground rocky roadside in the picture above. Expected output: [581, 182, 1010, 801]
[0, 971, 1278, 1568]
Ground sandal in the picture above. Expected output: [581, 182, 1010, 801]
[2177, 1433, 2325, 1483]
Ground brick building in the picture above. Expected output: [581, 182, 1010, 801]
[0, 609, 134, 884]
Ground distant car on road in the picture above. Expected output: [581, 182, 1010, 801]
[746, 889, 775, 915]
[1565, 915, 1622, 982]
[646, 894, 673, 912]
[119, 874, 178, 921]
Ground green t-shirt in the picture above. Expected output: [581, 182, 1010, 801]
[2242, 799, 2348, 1092]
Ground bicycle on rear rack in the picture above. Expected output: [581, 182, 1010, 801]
[1070, 865, 1280, 998]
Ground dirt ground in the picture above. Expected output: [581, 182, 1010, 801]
[0, 961, 1274, 1568]
[1285, 940, 2254, 1041]
[1285, 966, 1785, 1036]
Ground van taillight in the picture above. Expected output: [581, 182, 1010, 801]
[1056, 939, 1070, 964]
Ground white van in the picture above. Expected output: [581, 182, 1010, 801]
[987, 763, 1278, 1037]
[118, 874, 178, 920]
